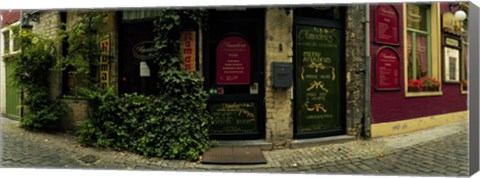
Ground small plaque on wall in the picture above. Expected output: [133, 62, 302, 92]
[374, 5, 400, 46]
[443, 47, 460, 83]
[375, 47, 400, 91]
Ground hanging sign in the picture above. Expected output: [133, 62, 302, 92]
[99, 35, 110, 89]
[216, 35, 251, 85]
[181, 31, 196, 72]
[132, 41, 156, 60]
[375, 47, 400, 90]
[374, 5, 400, 46]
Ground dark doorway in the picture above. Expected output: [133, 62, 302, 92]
[203, 9, 266, 140]
[118, 19, 160, 95]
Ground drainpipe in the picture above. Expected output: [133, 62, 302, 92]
[363, 4, 372, 139]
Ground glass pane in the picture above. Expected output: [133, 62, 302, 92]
[3, 31, 10, 54]
[407, 4, 428, 31]
[416, 34, 429, 78]
[12, 28, 19, 52]
[407, 32, 414, 80]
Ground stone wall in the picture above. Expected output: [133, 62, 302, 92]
[32, 11, 62, 99]
[345, 5, 367, 137]
[61, 99, 88, 132]
[265, 8, 294, 148]
[32, 11, 119, 132]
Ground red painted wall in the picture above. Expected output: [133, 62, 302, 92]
[370, 3, 467, 124]
[1, 10, 20, 27]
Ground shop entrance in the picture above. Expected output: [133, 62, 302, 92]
[204, 9, 266, 140]
[118, 19, 159, 95]
[293, 7, 346, 139]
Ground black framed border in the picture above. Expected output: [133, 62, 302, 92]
[373, 5, 401, 46]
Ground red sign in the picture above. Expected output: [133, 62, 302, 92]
[375, 47, 400, 90]
[181, 31, 196, 72]
[374, 5, 399, 45]
[216, 36, 251, 85]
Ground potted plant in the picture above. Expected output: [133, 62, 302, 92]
[408, 79, 424, 92]
[421, 77, 441, 91]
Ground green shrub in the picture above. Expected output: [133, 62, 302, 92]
[76, 10, 213, 161]
[77, 84, 212, 160]
[10, 29, 69, 131]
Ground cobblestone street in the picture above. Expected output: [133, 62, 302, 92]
[0, 116, 469, 176]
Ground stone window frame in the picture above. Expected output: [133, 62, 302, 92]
[403, 3, 443, 97]
[0, 22, 21, 57]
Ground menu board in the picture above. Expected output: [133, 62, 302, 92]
[295, 25, 342, 133]
[208, 102, 257, 134]
[375, 47, 400, 90]
[374, 5, 399, 45]
[216, 36, 251, 85]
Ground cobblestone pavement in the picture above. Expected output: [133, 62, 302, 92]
[0, 116, 469, 176]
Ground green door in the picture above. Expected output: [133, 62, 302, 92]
[5, 61, 21, 120]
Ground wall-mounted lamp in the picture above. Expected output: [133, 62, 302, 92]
[21, 11, 40, 30]
[450, 3, 467, 21]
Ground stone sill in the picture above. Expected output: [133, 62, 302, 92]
[213, 140, 273, 150]
[290, 135, 356, 149]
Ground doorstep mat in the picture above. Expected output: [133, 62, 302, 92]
[201, 146, 267, 164]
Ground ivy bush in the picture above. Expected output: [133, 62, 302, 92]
[10, 29, 69, 131]
[76, 10, 213, 160]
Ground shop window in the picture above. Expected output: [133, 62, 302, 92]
[404, 3, 442, 96]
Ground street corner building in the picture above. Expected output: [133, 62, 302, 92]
[0, 2, 469, 148]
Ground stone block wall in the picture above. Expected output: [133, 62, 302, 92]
[32, 11, 62, 99]
[31, 11, 119, 132]
[60, 99, 88, 132]
[265, 8, 294, 148]
[345, 5, 367, 137]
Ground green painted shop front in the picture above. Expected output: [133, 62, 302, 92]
[293, 8, 346, 139]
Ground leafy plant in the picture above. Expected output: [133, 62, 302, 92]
[10, 29, 69, 131]
[421, 77, 440, 88]
[76, 10, 213, 161]
[55, 11, 106, 96]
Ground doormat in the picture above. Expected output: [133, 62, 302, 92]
[201, 146, 267, 164]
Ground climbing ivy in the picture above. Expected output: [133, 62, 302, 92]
[56, 11, 106, 95]
[77, 10, 214, 160]
[10, 27, 69, 131]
